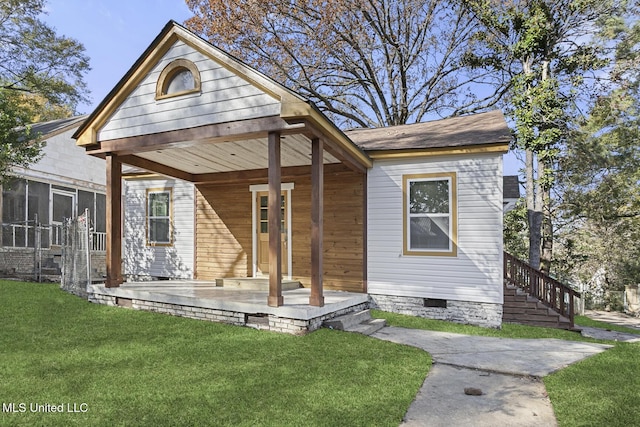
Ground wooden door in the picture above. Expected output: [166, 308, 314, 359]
[257, 192, 287, 275]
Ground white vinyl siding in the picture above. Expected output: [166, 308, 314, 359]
[124, 178, 194, 279]
[367, 154, 503, 304]
[12, 128, 105, 191]
[99, 40, 281, 141]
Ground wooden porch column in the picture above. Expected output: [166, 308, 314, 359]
[105, 153, 123, 287]
[310, 137, 324, 306]
[267, 131, 283, 307]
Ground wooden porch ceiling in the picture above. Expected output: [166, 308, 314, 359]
[134, 134, 340, 174]
[86, 116, 367, 183]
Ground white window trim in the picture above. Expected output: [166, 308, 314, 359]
[146, 188, 173, 246]
[249, 183, 294, 278]
[402, 172, 457, 257]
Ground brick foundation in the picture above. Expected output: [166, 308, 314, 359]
[370, 294, 502, 328]
[88, 290, 369, 335]
[0, 248, 106, 282]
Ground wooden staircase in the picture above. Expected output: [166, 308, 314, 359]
[503, 252, 580, 330]
[503, 285, 574, 329]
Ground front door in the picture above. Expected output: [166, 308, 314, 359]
[51, 190, 75, 246]
[256, 191, 288, 276]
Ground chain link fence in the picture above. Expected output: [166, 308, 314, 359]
[60, 209, 91, 298]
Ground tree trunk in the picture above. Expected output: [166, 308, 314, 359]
[526, 149, 542, 269]
[540, 170, 553, 274]
[539, 61, 553, 274]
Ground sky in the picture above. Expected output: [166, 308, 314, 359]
[43, 0, 193, 114]
[42, 0, 521, 177]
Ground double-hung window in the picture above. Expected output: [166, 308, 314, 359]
[147, 189, 172, 245]
[403, 173, 457, 256]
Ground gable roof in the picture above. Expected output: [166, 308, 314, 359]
[71, 20, 514, 177]
[346, 110, 511, 156]
[72, 20, 371, 170]
[25, 115, 87, 140]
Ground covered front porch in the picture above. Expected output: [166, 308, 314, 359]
[88, 280, 369, 334]
[73, 22, 372, 315]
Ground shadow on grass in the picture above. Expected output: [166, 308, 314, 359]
[0, 281, 430, 427]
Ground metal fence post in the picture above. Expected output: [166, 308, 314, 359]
[85, 208, 91, 289]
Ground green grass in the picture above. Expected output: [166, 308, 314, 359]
[545, 315, 640, 426]
[373, 309, 640, 427]
[575, 315, 640, 335]
[373, 310, 598, 341]
[544, 342, 640, 427]
[0, 281, 430, 427]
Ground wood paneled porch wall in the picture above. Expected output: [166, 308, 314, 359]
[194, 166, 366, 293]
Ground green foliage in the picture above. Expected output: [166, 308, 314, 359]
[0, 0, 90, 108]
[0, 281, 429, 426]
[0, 0, 90, 181]
[462, 0, 622, 269]
[0, 89, 44, 183]
[503, 199, 529, 261]
[557, 11, 640, 291]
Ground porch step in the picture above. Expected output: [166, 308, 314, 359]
[503, 285, 573, 329]
[323, 309, 386, 335]
[215, 278, 301, 291]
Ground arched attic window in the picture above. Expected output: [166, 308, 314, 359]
[156, 59, 201, 100]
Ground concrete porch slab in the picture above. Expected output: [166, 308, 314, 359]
[215, 277, 302, 291]
[86, 280, 370, 334]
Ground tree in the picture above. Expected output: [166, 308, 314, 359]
[557, 10, 640, 293]
[462, 0, 616, 272]
[185, 0, 509, 128]
[0, 89, 43, 180]
[0, 0, 90, 182]
[503, 199, 529, 261]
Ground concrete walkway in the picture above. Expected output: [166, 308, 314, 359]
[581, 310, 640, 342]
[585, 310, 640, 330]
[371, 327, 612, 426]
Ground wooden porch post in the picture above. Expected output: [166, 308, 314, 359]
[105, 153, 123, 287]
[268, 131, 283, 307]
[310, 137, 324, 306]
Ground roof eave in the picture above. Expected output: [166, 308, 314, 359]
[280, 99, 373, 169]
[365, 142, 510, 159]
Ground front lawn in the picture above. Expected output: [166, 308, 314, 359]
[0, 281, 430, 427]
[373, 310, 640, 427]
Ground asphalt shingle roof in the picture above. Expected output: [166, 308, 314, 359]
[29, 115, 87, 139]
[346, 110, 511, 152]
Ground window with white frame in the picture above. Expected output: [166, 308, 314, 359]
[403, 172, 457, 256]
[147, 189, 172, 245]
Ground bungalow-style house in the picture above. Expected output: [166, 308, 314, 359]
[73, 21, 510, 332]
[0, 116, 107, 279]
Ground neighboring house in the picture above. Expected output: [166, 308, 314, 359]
[73, 21, 511, 328]
[0, 116, 107, 278]
[503, 175, 521, 212]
